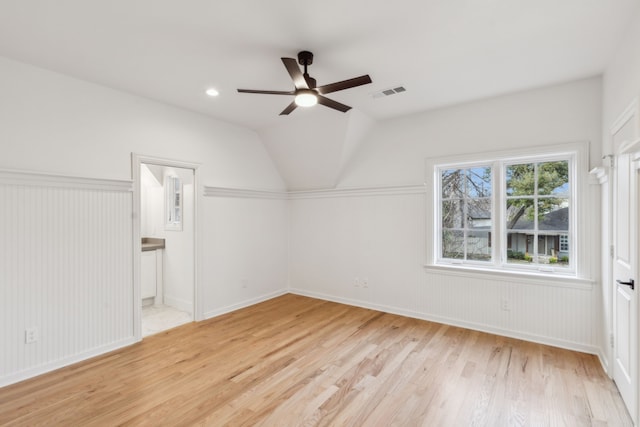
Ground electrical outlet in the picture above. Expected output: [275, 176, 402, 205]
[362, 278, 369, 288]
[25, 327, 38, 344]
[354, 277, 360, 287]
[500, 298, 510, 311]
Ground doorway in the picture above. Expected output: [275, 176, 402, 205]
[132, 155, 200, 339]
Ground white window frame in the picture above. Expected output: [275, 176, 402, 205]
[426, 142, 589, 279]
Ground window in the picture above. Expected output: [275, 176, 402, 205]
[165, 175, 183, 231]
[559, 235, 569, 252]
[431, 145, 581, 276]
[440, 166, 492, 262]
[505, 160, 569, 267]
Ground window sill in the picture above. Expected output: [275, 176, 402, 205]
[423, 263, 594, 290]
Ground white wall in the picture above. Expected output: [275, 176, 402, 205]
[0, 56, 288, 385]
[201, 190, 289, 318]
[289, 78, 604, 354]
[603, 6, 640, 157]
[162, 168, 195, 313]
[0, 56, 285, 189]
[339, 77, 603, 187]
[0, 50, 614, 386]
[140, 164, 163, 237]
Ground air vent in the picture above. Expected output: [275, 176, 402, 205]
[372, 86, 406, 99]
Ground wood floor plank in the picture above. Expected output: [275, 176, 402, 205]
[0, 294, 632, 426]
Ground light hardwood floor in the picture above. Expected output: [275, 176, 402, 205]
[0, 294, 632, 426]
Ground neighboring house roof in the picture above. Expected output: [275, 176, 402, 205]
[467, 206, 569, 232]
[510, 207, 568, 231]
[467, 204, 491, 220]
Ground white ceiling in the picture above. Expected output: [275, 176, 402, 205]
[0, 0, 637, 189]
[0, 0, 637, 131]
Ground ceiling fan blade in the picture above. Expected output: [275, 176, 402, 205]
[316, 75, 372, 95]
[316, 95, 351, 113]
[237, 89, 295, 95]
[279, 101, 298, 115]
[281, 57, 310, 90]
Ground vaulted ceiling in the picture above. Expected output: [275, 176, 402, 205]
[0, 0, 637, 189]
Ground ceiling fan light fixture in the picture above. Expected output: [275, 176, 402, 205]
[237, 51, 372, 115]
[294, 90, 318, 107]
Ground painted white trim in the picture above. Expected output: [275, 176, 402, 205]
[0, 337, 136, 387]
[598, 347, 611, 377]
[622, 138, 640, 157]
[203, 185, 426, 200]
[590, 166, 609, 184]
[288, 185, 426, 199]
[422, 264, 594, 289]
[203, 289, 288, 319]
[289, 288, 600, 356]
[203, 186, 287, 199]
[0, 169, 132, 191]
[610, 97, 638, 137]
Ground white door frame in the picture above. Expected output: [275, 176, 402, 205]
[610, 98, 640, 423]
[131, 153, 202, 341]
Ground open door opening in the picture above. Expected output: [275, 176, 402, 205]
[132, 155, 199, 339]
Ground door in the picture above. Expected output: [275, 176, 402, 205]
[612, 149, 638, 424]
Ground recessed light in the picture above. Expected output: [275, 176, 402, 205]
[205, 88, 219, 97]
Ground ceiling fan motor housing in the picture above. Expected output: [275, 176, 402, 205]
[297, 50, 313, 66]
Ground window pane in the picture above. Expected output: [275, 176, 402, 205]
[467, 197, 492, 230]
[439, 164, 493, 263]
[538, 161, 569, 196]
[442, 199, 464, 228]
[534, 233, 569, 267]
[506, 199, 534, 230]
[560, 235, 569, 251]
[467, 231, 491, 261]
[442, 230, 464, 259]
[538, 199, 568, 231]
[466, 167, 492, 197]
[506, 164, 534, 196]
[441, 169, 465, 198]
[506, 232, 532, 264]
[557, 235, 570, 265]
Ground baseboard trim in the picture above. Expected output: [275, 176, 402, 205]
[0, 337, 137, 388]
[596, 348, 611, 377]
[288, 288, 600, 356]
[203, 289, 288, 319]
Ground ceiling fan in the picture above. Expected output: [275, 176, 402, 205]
[237, 51, 372, 116]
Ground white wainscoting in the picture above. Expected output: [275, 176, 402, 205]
[288, 185, 601, 355]
[201, 187, 289, 319]
[0, 170, 134, 386]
